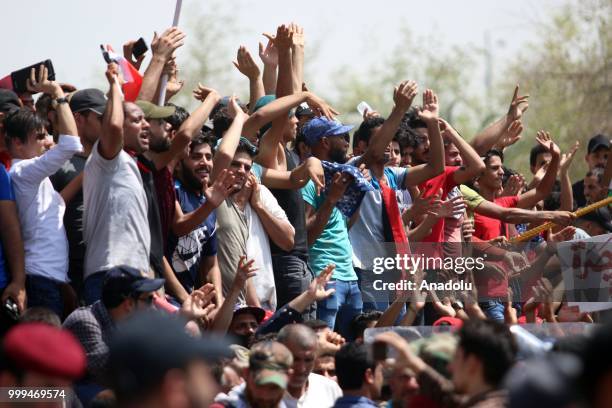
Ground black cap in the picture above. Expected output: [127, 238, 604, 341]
[107, 311, 232, 398]
[102, 265, 165, 298]
[69, 88, 106, 115]
[0, 89, 21, 114]
[295, 103, 314, 119]
[233, 303, 266, 323]
[580, 207, 612, 233]
[587, 134, 610, 154]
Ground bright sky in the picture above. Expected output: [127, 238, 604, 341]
[2, 0, 565, 100]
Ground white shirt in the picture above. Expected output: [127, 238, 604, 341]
[10, 134, 82, 282]
[83, 141, 150, 279]
[245, 184, 293, 310]
[283, 373, 343, 408]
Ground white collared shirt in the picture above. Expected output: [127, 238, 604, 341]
[10, 134, 83, 282]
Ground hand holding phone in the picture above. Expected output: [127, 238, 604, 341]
[11, 60, 56, 94]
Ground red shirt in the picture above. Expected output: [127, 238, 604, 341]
[418, 166, 460, 243]
[474, 195, 519, 297]
[0, 150, 11, 170]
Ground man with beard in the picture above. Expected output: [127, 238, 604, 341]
[228, 304, 266, 347]
[277, 324, 342, 407]
[573, 134, 609, 208]
[214, 340, 294, 408]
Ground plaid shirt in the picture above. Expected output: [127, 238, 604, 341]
[63, 300, 115, 381]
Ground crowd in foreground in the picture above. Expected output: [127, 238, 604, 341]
[0, 22, 611, 408]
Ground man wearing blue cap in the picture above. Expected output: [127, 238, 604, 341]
[300, 116, 362, 338]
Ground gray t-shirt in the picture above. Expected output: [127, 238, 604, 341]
[83, 142, 151, 278]
[215, 198, 249, 297]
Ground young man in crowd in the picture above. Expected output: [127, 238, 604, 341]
[7, 66, 82, 317]
[332, 342, 384, 407]
[573, 134, 609, 207]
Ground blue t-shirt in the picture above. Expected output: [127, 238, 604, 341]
[168, 179, 218, 292]
[302, 180, 357, 281]
[0, 167, 15, 289]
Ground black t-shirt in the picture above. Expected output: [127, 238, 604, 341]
[50, 155, 87, 268]
[269, 149, 308, 258]
[573, 179, 586, 209]
[137, 154, 164, 278]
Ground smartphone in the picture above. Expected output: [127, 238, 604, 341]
[132, 37, 148, 59]
[100, 45, 112, 64]
[11, 59, 55, 94]
[372, 341, 388, 361]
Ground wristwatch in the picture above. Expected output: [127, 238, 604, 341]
[54, 96, 68, 105]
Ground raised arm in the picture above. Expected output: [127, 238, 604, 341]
[403, 89, 445, 186]
[137, 28, 186, 102]
[259, 36, 278, 95]
[559, 142, 579, 211]
[290, 23, 304, 94]
[209, 96, 248, 183]
[363, 81, 418, 166]
[99, 63, 125, 160]
[439, 119, 486, 185]
[517, 131, 560, 209]
[471, 85, 529, 155]
[233, 46, 265, 114]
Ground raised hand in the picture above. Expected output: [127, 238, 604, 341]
[418, 88, 439, 122]
[289, 23, 305, 47]
[507, 85, 529, 122]
[163, 58, 184, 99]
[275, 24, 293, 50]
[495, 119, 523, 150]
[305, 92, 339, 120]
[259, 36, 278, 66]
[204, 169, 236, 207]
[151, 27, 186, 61]
[233, 46, 261, 80]
[317, 330, 346, 355]
[535, 130, 561, 156]
[501, 174, 525, 197]
[227, 94, 248, 121]
[428, 195, 465, 218]
[233, 255, 258, 289]
[27, 64, 61, 97]
[180, 283, 217, 322]
[560, 141, 580, 174]
[192, 83, 220, 102]
[123, 40, 146, 70]
[308, 264, 336, 301]
[393, 80, 419, 112]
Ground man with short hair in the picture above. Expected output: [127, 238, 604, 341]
[228, 304, 266, 348]
[583, 168, 606, 205]
[277, 324, 342, 407]
[214, 340, 294, 408]
[573, 134, 610, 207]
[332, 342, 383, 407]
[0, 89, 22, 169]
[7, 67, 82, 317]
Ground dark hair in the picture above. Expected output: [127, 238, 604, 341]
[396, 108, 428, 148]
[235, 138, 258, 158]
[212, 107, 233, 139]
[189, 131, 217, 153]
[458, 320, 517, 387]
[581, 322, 612, 404]
[4, 109, 45, 145]
[483, 149, 504, 166]
[350, 311, 382, 340]
[165, 103, 190, 131]
[586, 168, 604, 183]
[335, 342, 376, 391]
[352, 116, 385, 149]
[529, 144, 549, 168]
[19, 307, 61, 327]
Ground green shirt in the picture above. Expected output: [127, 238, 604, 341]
[460, 184, 485, 221]
[301, 180, 357, 281]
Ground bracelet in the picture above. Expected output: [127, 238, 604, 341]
[54, 97, 68, 105]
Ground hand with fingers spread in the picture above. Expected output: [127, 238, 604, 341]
[259, 36, 278, 66]
[204, 169, 236, 208]
[507, 85, 529, 122]
[327, 173, 353, 204]
[163, 58, 184, 99]
[418, 89, 439, 122]
[233, 46, 261, 80]
[495, 120, 523, 150]
[393, 80, 419, 112]
[123, 40, 146, 70]
[180, 283, 217, 323]
[307, 264, 336, 302]
[536, 130, 561, 157]
[560, 141, 580, 175]
[289, 23, 305, 47]
[304, 92, 339, 120]
[501, 174, 525, 197]
[548, 226, 576, 243]
[233, 255, 258, 290]
[192, 83, 220, 102]
[275, 24, 293, 50]
[27, 64, 62, 98]
[429, 195, 465, 218]
[151, 27, 186, 61]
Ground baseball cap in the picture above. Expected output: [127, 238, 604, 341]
[587, 134, 610, 154]
[3, 323, 86, 380]
[107, 311, 232, 399]
[135, 100, 175, 119]
[302, 117, 353, 146]
[296, 103, 314, 119]
[579, 207, 612, 232]
[69, 88, 107, 115]
[0, 89, 21, 114]
[249, 341, 293, 389]
[233, 303, 266, 324]
[102, 265, 165, 299]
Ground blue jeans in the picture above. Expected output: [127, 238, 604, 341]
[355, 267, 406, 321]
[26, 275, 64, 318]
[272, 255, 314, 320]
[83, 271, 107, 306]
[480, 300, 505, 321]
[317, 280, 363, 340]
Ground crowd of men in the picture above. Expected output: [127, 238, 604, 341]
[0, 22, 611, 408]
